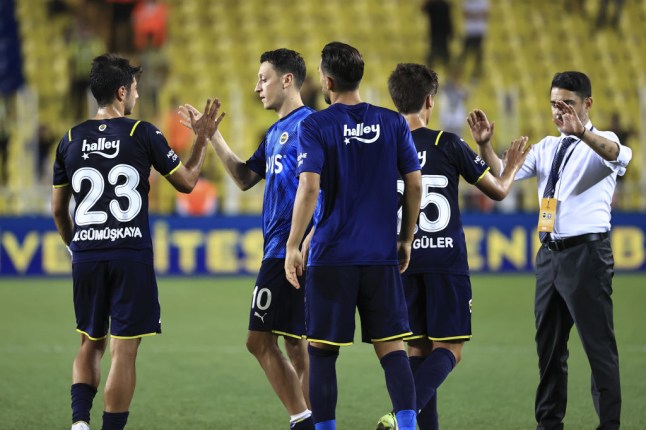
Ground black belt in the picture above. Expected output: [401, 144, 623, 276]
[544, 232, 609, 251]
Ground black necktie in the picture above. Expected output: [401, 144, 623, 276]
[539, 136, 577, 242]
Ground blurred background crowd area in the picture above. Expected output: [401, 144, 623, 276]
[0, 0, 644, 216]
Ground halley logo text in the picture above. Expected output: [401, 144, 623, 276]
[82, 138, 120, 159]
[418, 151, 427, 168]
[343, 123, 380, 144]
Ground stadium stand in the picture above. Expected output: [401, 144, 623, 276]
[5, 0, 645, 214]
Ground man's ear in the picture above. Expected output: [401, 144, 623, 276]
[325, 75, 335, 92]
[426, 94, 434, 110]
[282, 73, 294, 89]
[116, 86, 127, 102]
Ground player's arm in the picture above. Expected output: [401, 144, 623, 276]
[475, 136, 529, 200]
[167, 99, 225, 193]
[398, 170, 422, 273]
[179, 104, 261, 190]
[467, 109, 503, 176]
[51, 185, 73, 245]
[285, 172, 320, 289]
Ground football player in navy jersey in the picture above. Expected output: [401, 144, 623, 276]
[180, 49, 316, 430]
[52, 53, 224, 430]
[284, 42, 422, 430]
[382, 63, 529, 430]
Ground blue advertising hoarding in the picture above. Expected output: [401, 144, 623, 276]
[0, 214, 644, 276]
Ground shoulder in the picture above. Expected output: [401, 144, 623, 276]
[415, 129, 462, 148]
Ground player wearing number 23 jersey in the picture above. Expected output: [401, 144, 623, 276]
[53, 118, 179, 265]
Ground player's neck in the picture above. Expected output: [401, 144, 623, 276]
[404, 112, 427, 131]
[330, 91, 362, 106]
[94, 104, 125, 120]
[276, 96, 304, 119]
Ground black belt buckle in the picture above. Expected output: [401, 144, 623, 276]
[546, 240, 564, 251]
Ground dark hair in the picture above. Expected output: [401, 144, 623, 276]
[550, 71, 591, 99]
[89, 54, 142, 107]
[320, 41, 364, 92]
[260, 48, 307, 88]
[388, 63, 439, 114]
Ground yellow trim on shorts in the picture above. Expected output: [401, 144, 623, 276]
[111, 332, 158, 340]
[474, 166, 491, 184]
[76, 329, 108, 341]
[164, 162, 182, 177]
[68, 129, 72, 141]
[129, 120, 141, 136]
[428, 335, 472, 341]
[272, 330, 305, 340]
[307, 338, 353, 347]
[53, 183, 69, 188]
[434, 130, 444, 146]
[372, 331, 413, 342]
[403, 334, 426, 341]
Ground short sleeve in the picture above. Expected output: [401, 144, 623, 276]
[246, 138, 267, 178]
[144, 122, 182, 176]
[297, 118, 325, 175]
[52, 135, 69, 187]
[450, 136, 489, 184]
[601, 131, 631, 175]
[396, 116, 421, 175]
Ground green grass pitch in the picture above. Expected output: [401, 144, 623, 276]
[0, 274, 644, 429]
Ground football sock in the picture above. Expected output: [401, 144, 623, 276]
[71, 383, 97, 425]
[417, 393, 438, 430]
[380, 350, 416, 430]
[290, 409, 312, 423]
[308, 345, 339, 425]
[314, 419, 335, 430]
[414, 348, 456, 411]
[395, 409, 417, 430]
[101, 411, 129, 430]
[409, 355, 425, 374]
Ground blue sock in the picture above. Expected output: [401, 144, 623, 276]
[380, 350, 416, 430]
[395, 409, 417, 430]
[71, 383, 97, 424]
[417, 393, 438, 430]
[415, 348, 456, 411]
[314, 419, 336, 430]
[102, 411, 129, 430]
[308, 345, 339, 425]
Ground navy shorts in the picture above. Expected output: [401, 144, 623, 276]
[248, 258, 305, 339]
[403, 272, 472, 342]
[72, 260, 161, 340]
[305, 265, 411, 346]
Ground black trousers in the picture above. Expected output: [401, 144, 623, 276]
[534, 237, 621, 430]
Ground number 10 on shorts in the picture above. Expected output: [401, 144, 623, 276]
[251, 286, 272, 311]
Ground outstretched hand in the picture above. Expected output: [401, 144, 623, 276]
[467, 109, 495, 146]
[178, 104, 201, 130]
[503, 136, 530, 172]
[552, 100, 585, 137]
[189, 99, 226, 139]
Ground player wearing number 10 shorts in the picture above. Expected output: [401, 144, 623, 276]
[51, 53, 224, 430]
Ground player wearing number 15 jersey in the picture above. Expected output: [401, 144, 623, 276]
[51, 54, 224, 430]
[384, 63, 529, 430]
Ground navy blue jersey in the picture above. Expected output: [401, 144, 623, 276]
[246, 106, 315, 259]
[298, 103, 420, 266]
[53, 118, 181, 264]
[403, 128, 489, 275]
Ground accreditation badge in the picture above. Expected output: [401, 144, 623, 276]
[538, 198, 556, 233]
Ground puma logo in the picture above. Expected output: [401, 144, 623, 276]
[254, 312, 267, 323]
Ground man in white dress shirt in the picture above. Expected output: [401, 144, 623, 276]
[468, 71, 630, 430]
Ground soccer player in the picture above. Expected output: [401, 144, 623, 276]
[51, 53, 224, 430]
[284, 42, 422, 430]
[180, 48, 316, 430]
[381, 63, 529, 429]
